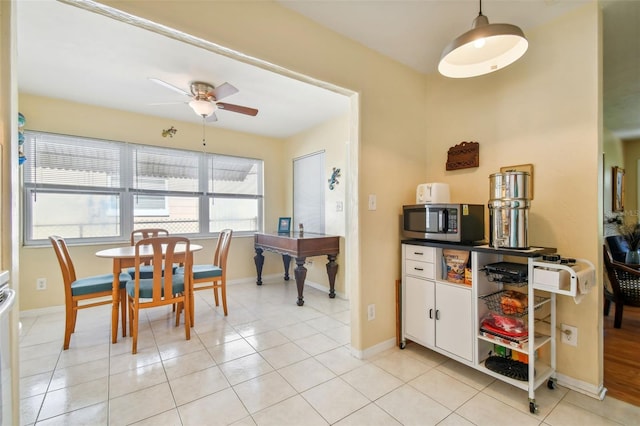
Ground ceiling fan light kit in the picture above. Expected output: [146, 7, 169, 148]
[189, 99, 217, 117]
[438, 0, 528, 78]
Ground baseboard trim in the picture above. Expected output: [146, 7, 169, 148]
[20, 305, 64, 318]
[556, 373, 607, 400]
[350, 337, 396, 360]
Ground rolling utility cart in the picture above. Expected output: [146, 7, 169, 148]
[401, 241, 595, 414]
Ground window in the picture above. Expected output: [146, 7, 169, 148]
[22, 131, 263, 244]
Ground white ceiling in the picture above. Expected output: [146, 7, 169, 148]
[17, 0, 640, 140]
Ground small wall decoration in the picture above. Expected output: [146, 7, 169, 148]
[278, 217, 292, 234]
[328, 167, 341, 190]
[162, 126, 177, 138]
[500, 163, 534, 199]
[613, 166, 625, 212]
[446, 141, 479, 171]
[18, 112, 26, 165]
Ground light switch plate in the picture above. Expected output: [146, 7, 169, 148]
[368, 194, 377, 211]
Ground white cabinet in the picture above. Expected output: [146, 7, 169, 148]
[401, 244, 473, 362]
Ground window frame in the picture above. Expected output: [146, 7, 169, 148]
[22, 131, 264, 245]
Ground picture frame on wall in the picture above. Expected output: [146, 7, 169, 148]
[278, 217, 291, 234]
[613, 166, 625, 212]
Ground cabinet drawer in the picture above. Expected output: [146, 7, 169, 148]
[405, 259, 435, 279]
[405, 247, 435, 263]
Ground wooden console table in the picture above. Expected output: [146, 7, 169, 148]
[254, 232, 339, 306]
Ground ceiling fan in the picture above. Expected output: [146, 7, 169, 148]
[149, 78, 259, 122]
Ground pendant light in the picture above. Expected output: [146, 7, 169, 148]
[438, 0, 528, 78]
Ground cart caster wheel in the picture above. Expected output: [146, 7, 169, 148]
[547, 379, 556, 389]
[399, 341, 407, 349]
[529, 402, 537, 414]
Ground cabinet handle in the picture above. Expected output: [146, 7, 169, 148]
[429, 308, 433, 319]
[435, 310, 440, 320]
[413, 267, 424, 271]
[413, 252, 424, 256]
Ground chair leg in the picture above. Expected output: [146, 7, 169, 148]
[604, 299, 611, 316]
[184, 294, 191, 340]
[221, 282, 228, 316]
[131, 302, 139, 354]
[614, 301, 624, 328]
[213, 282, 220, 307]
[120, 288, 127, 337]
[63, 305, 75, 350]
[189, 289, 195, 327]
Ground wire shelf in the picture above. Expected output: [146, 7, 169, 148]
[480, 290, 547, 317]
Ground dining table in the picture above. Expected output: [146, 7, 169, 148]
[96, 242, 203, 344]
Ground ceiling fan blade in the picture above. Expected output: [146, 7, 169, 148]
[205, 112, 218, 122]
[217, 102, 259, 116]
[211, 82, 239, 101]
[148, 78, 190, 97]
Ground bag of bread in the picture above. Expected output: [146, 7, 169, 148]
[499, 290, 528, 315]
[443, 249, 469, 284]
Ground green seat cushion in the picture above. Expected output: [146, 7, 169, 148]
[175, 265, 222, 280]
[126, 265, 177, 280]
[125, 274, 185, 299]
[71, 272, 130, 297]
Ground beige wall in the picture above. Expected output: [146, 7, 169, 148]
[425, 4, 602, 386]
[18, 94, 288, 310]
[14, 0, 606, 392]
[284, 114, 349, 297]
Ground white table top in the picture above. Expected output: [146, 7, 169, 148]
[96, 243, 203, 259]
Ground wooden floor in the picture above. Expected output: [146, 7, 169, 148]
[604, 304, 640, 406]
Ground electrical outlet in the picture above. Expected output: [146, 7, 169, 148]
[368, 194, 377, 211]
[36, 278, 47, 291]
[367, 304, 375, 321]
[561, 324, 578, 346]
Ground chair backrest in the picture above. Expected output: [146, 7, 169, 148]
[131, 236, 192, 304]
[605, 235, 629, 263]
[49, 235, 76, 302]
[214, 229, 233, 270]
[130, 228, 170, 245]
[604, 243, 640, 302]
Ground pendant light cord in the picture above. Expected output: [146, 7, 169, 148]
[478, 0, 483, 17]
[201, 115, 206, 152]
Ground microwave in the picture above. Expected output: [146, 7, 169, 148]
[402, 203, 485, 242]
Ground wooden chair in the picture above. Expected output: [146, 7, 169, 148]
[126, 236, 193, 354]
[177, 229, 232, 323]
[127, 228, 170, 279]
[49, 235, 131, 350]
[603, 242, 640, 328]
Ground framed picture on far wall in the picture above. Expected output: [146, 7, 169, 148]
[613, 166, 625, 212]
[278, 217, 291, 234]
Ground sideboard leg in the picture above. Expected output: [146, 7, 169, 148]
[282, 254, 291, 281]
[294, 257, 307, 306]
[254, 248, 264, 286]
[326, 254, 338, 299]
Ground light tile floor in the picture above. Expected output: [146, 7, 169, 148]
[19, 277, 640, 425]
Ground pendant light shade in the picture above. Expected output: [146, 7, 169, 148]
[438, 1, 528, 78]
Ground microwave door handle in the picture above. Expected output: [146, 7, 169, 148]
[439, 209, 448, 232]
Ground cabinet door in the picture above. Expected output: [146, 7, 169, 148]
[435, 283, 472, 361]
[404, 276, 435, 347]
